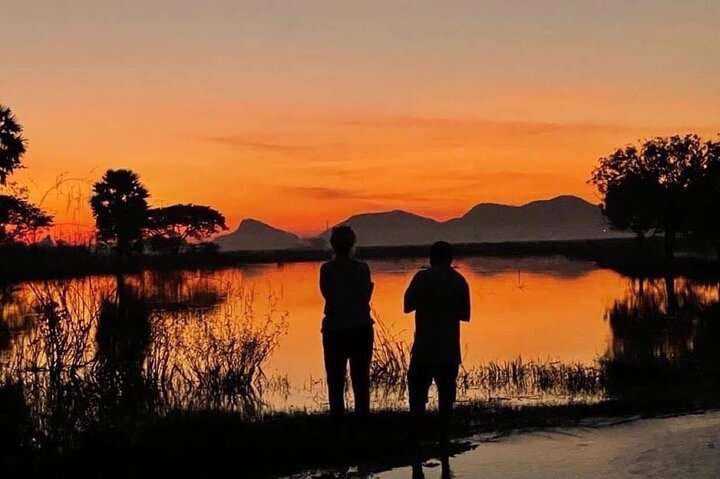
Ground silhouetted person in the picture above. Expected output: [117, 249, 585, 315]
[320, 226, 374, 418]
[404, 241, 470, 439]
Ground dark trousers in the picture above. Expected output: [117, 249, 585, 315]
[322, 325, 374, 417]
[408, 360, 459, 422]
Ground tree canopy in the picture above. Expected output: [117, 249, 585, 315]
[0, 105, 27, 185]
[0, 194, 53, 245]
[89, 171, 227, 256]
[0, 105, 53, 244]
[686, 142, 720, 255]
[90, 169, 149, 256]
[600, 173, 661, 240]
[590, 134, 720, 260]
[146, 204, 227, 253]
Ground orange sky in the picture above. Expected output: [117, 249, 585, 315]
[3, 1, 720, 238]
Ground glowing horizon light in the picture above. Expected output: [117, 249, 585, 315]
[3, 1, 719, 240]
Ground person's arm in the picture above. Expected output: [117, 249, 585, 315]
[361, 262, 374, 303]
[319, 263, 331, 300]
[404, 272, 420, 314]
[459, 277, 471, 322]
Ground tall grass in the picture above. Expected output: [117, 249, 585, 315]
[370, 311, 410, 397]
[0, 276, 289, 447]
[368, 313, 604, 406]
[3, 280, 106, 444]
[459, 359, 604, 400]
[146, 282, 288, 414]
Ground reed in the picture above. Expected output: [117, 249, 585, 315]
[146, 283, 288, 414]
[369, 314, 604, 402]
[1, 276, 289, 448]
[370, 311, 410, 396]
[459, 358, 604, 400]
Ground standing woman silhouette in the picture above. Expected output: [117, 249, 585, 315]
[319, 226, 374, 418]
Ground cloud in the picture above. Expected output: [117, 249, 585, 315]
[280, 169, 576, 205]
[340, 116, 636, 136]
[207, 135, 344, 154]
[280, 185, 433, 203]
[281, 186, 348, 200]
[413, 169, 572, 184]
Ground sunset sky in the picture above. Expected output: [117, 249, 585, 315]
[3, 0, 720, 238]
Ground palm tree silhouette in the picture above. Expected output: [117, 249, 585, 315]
[90, 169, 149, 257]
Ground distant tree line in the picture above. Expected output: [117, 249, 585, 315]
[0, 104, 227, 255]
[90, 169, 228, 256]
[591, 134, 720, 260]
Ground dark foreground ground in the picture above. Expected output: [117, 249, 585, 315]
[3, 387, 719, 478]
[379, 411, 720, 479]
[1, 237, 718, 282]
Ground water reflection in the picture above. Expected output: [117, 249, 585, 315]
[95, 275, 153, 417]
[0, 283, 32, 351]
[132, 270, 227, 313]
[0, 272, 288, 445]
[412, 451, 454, 479]
[603, 275, 720, 397]
[1, 258, 719, 442]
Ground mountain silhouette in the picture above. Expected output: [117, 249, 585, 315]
[215, 196, 620, 251]
[319, 195, 619, 247]
[215, 219, 301, 251]
[319, 210, 443, 247]
[442, 195, 613, 244]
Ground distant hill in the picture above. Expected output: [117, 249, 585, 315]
[442, 195, 613, 243]
[215, 219, 301, 251]
[217, 196, 620, 251]
[319, 196, 618, 247]
[318, 210, 443, 247]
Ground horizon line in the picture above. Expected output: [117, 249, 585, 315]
[42, 193, 600, 242]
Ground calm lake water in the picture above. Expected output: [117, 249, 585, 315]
[2, 256, 718, 413]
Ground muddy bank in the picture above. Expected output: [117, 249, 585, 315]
[378, 411, 720, 479]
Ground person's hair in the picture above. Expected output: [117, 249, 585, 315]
[429, 241, 453, 266]
[330, 225, 356, 256]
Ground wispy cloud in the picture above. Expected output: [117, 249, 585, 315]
[280, 169, 575, 205]
[280, 185, 437, 203]
[207, 135, 345, 154]
[341, 116, 637, 136]
[281, 186, 348, 200]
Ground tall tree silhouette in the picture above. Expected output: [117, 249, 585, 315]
[601, 173, 661, 244]
[90, 169, 149, 256]
[687, 142, 720, 257]
[590, 135, 719, 261]
[146, 203, 227, 254]
[0, 105, 26, 185]
[0, 105, 53, 244]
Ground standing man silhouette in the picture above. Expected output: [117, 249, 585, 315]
[404, 241, 470, 439]
[320, 225, 374, 418]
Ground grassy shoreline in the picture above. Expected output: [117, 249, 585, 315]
[2, 237, 719, 282]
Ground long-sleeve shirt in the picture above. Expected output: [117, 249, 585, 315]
[404, 265, 471, 364]
[319, 258, 374, 332]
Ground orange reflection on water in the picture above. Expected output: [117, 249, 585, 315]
[1, 257, 636, 411]
[227, 257, 625, 389]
